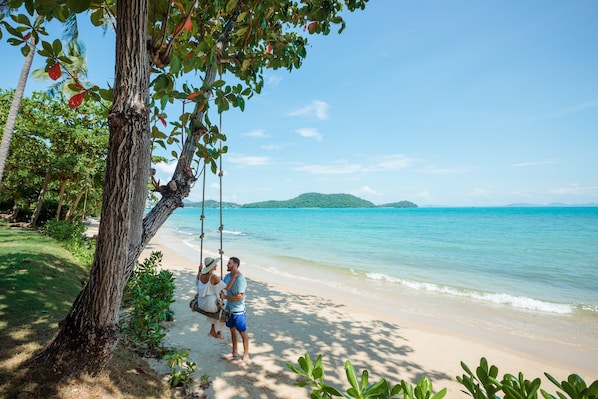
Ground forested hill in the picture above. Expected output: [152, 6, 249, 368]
[243, 193, 375, 208]
[183, 193, 418, 209]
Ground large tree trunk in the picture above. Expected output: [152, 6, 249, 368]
[34, 0, 150, 376]
[0, 36, 36, 190]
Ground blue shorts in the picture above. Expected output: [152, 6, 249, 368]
[226, 312, 247, 332]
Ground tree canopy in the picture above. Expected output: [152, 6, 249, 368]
[0, 0, 369, 382]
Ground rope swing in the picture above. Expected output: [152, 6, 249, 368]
[190, 107, 228, 322]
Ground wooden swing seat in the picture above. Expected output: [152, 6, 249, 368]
[189, 297, 229, 322]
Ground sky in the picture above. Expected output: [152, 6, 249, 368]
[2, 1, 598, 207]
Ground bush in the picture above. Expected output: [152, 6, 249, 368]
[287, 354, 598, 399]
[121, 251, 175, 357]
[42, 219, 85, 241]
[41, 219, 94, 266]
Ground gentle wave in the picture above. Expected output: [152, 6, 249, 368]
[223, 229, 245, 236]
[364, 271, 577, 314]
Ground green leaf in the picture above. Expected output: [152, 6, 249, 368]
[226, 0, 238, 13]
[21, 44, 31, 56]
[431, 388, 448, 399]
[52, 38, 63, 54]
[14, 13, 31, 25]
[67, 0, 91, 13]
[345, 361, 359, 391]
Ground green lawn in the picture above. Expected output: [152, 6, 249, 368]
[0, 227, 172, 399]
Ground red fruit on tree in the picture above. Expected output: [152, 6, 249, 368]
[184, 18, 192, 31]
[159, 117, 167, 127]
[308, 21, 317, 33]
[48, 63, 61, 80]
[68, 92, 86, 109]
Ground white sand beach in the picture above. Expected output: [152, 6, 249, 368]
[140, 229, 598, 399]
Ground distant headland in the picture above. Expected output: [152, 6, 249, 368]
[182, 192, 418, 209]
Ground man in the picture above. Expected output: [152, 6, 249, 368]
[220, 256, 249, 368]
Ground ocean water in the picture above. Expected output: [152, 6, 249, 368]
[158, 206, 598, 317]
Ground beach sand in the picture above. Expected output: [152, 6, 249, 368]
[140, 229, 598, 399]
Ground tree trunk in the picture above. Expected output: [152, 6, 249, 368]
[30, 171, 51, 227]
[55, 179, 67, 220]
[34, 0, 150, 376]
[0, 36, 36, 190]
[65, 187, 86, 222]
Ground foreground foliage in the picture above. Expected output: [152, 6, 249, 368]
[287, 354, 598, 399]
[121, 251, 175, 357]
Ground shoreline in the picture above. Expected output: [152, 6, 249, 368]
[142, 228, 597, 398]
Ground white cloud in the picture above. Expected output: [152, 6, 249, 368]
[262, 144, 286, 150]
[227, 155, 271, 166]
[266, 75, 283, 86]
[295, 154, 416, 175]
[548, 184, 598, 195]
[295, 128, 323, 141]
[153, 161, 177, 175]
[289, 100, 330, 120]
[243, 129, 268, 138]
[511, 159, 558, 167]
[371, 154, 416, 171]
[353, 185, 383, 197]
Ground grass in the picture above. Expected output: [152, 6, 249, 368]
[0, 226, 174, 399]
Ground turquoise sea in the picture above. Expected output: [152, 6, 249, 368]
[159, 206, 598, 317]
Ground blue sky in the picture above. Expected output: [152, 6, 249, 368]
[2, 1, 598, 206]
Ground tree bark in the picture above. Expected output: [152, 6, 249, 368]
[55, 179, 67, 220]
[29, 171, 51, 226]
[34, 0, 150, 376]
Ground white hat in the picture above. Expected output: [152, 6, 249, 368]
[201, 257, 220, 275]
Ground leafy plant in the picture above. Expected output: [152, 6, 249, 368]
[164, 349, 196, 389]
[541, 373, 598, 399]
[121, 251, 175, 356]
[286, 353, 447, 399]
[42, 219, 95, 266]
[42, 219, 84, 241]
[289, 355, 597, 399]
[457, 357, 501, 399]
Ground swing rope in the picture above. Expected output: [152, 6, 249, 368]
[199, 161, 207, 265]
[218, 110, 224, 278]
[190, 100, 229, 322]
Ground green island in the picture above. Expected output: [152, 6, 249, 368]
[182, 193, 419, 209]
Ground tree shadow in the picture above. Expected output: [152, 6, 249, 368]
[164, 268, 454, 398]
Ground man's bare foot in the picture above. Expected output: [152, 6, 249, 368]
[216, 332, 224, 339]
[209, 330, 219, 339]
[238, 358, 250, 369]
[221, 353, 238, 360]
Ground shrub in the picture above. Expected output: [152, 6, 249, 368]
[42, 219, 85, 241]
[287, 354, 598, 399]
[42, 219, 94, 266]
[121, 251, 175, 357]
[164, 349, 197, 389]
